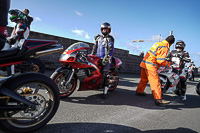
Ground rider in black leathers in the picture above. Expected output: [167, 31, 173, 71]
[187, 61, 195, 81]
[0, 0, 10, 50]
[91, 22, 114, 99]
[22, 8, 33, 29]
[167, 40, 191, 100]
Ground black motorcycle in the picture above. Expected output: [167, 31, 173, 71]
[0, 39, 62, 133]
[1, 39, 63, 75]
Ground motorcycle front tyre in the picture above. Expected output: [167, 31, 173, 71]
[51, 71, 77, 98]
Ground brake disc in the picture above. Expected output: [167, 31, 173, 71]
[0, 94, 46, 120]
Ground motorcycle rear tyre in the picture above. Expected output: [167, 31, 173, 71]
[0, 73, 60, 133]
[16, 58, 46, 74]
[108, 71, 119, 92]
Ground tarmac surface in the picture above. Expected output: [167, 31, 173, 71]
[1, 70, 200, 133]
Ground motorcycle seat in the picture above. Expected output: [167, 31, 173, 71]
[0, 48, 19, 58]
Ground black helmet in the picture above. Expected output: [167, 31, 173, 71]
[175, 40, 185, 50]
[165, 35, 175, 44]
[101, 22, 111, 36]
[9, 9, 24, 22]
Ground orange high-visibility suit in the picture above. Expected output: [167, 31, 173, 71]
[136, 40, 171, 99]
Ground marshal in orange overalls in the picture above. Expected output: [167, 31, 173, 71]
[136, 40, 171, 100]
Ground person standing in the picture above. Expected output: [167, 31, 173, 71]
[187, 61, 195, 81]
[139, 51, 144, 57]
[135, 35, 175, 106]
[91, 22, 114, 99]
[22, 8, 33, 29]
[168, 40, 191, 100]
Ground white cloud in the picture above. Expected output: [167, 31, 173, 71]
[120, 42, 141, 53]
[151, 34, 163, 42]
[35, 17, 42, 22]
[75, 10, 83, 16]
[72, 29, 91, 40]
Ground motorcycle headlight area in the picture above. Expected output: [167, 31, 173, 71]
[60, 51, 77, 61]
[60, 54, 75, 61]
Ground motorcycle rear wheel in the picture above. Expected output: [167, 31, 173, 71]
[0, 73, 60, 133]
[51, 71, 77, 98]
[16, 58, 46, 74]
[108, 71, 119, 92]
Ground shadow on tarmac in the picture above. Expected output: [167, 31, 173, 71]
[61, 76, 200, 110]
[62, 89, 200, 110]
[34, 123, 198, 133]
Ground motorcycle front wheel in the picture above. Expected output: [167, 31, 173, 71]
[51, 71, 77, 98]
[0, 73, 60, 133]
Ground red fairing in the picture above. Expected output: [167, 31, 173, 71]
[79, 72, 102, 90]
[63, 47, 89, 55]
[59, 46, 90, 65]
[87, 55, 101, 66]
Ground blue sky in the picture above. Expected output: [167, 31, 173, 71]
[9, 0, 200, 66]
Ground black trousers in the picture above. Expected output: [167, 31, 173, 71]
[172, 68, 187, 95]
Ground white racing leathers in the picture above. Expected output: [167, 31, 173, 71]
[2, 22, 29, 50]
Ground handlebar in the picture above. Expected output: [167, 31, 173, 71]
[87, 55, 93, 62]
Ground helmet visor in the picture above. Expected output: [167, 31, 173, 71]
[101, 28, 110, 32]
[101, 28, 111, 35]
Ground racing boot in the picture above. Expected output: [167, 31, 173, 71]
[181, 94, 187, 101]
[102, 75, 109, 99]
[180, 87, 187, 100]
[155, 99, 171, 106]
[102, 86, 108, 99]
[135, 91, 146, 96]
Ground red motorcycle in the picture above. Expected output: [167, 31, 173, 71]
[51, 42, 122, 97]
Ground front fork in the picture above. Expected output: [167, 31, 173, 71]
[54, 66, 77, 89]
[65, 69, 74, 86]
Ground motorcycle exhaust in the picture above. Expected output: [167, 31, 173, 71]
[34, 44, 64, 57]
